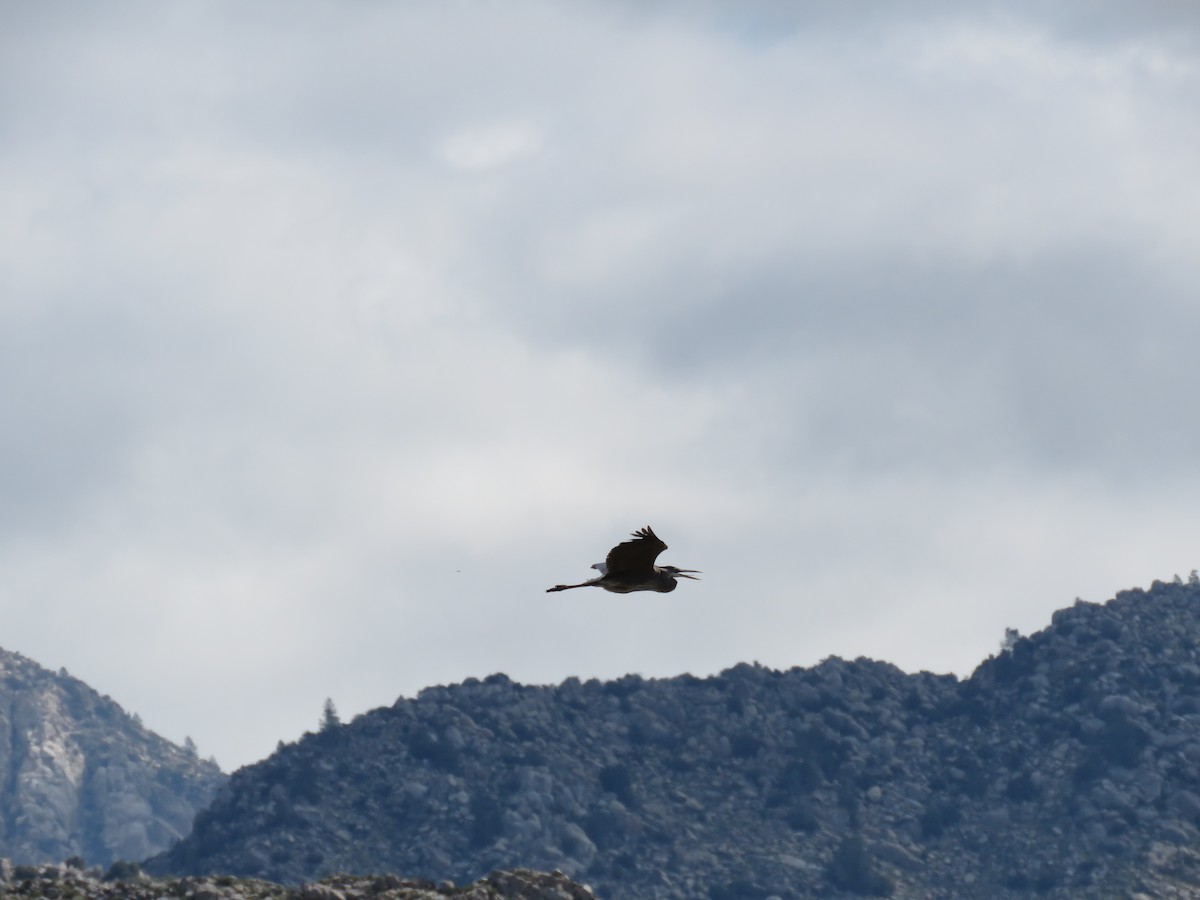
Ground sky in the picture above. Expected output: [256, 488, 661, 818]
[2, 0, 1199, 771]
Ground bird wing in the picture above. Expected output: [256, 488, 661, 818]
[604, 526, 667, 578]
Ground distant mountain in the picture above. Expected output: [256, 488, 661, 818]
[147, 580, 1200, 898]
[0, 646, 225, 866]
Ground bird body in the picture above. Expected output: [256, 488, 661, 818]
[547, 526, 700, 594]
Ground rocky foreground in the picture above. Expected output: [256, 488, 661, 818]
[0, 861, 594, 899]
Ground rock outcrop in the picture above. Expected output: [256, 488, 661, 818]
[149, 579, 1200, 898]
[0, 646, 225, 866]
[0, 860, 594, 899]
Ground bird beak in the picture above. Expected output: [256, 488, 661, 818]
[677, 570, 701, 580]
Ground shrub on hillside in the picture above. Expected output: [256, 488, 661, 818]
[826, 835, 894, 897]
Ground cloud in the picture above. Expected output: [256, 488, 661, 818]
[1, 0, 1199, 768]
[442, 124, 545, 172]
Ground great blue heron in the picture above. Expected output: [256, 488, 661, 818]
[547, 526, 701, 594]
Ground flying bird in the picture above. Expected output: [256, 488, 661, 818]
[547, 526, 701, 594]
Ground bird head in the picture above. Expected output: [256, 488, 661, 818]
[662, 566, 701, 580]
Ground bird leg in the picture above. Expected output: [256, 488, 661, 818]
[546, 580, 598, 593]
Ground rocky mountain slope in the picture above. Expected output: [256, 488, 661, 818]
[0, 646, 225, 866]
[148, 579, 1200, 898]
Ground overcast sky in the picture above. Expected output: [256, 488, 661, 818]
[2, 0, 1199, 770]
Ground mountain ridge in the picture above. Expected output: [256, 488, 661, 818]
[0, 645, 226, 866]
[146, 578, 1200, 897]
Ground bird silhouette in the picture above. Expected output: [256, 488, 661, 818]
[547, 526, 701, 594]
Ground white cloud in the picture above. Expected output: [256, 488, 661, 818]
[1, 0, 1199, 768]
[441, 123, 544, 172]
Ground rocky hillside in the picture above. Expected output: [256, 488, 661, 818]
[0, 647, 225, 866]
[0, 860, 594, 900]
[148, 580, 1200, 898]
